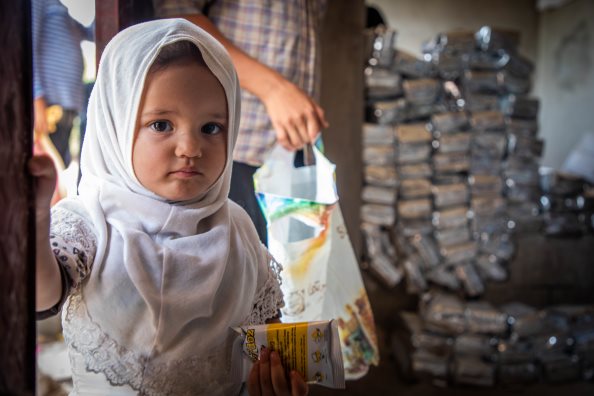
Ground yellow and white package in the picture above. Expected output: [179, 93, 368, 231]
[232, 320, 345, 389]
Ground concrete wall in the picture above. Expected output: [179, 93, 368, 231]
[534, 0, 594, 169]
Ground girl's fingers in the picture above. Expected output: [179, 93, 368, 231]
[290, 371, 308, 396]
[28, 155, 57, 211]
[270, 351, 290, 396]
[259, 347, 274, 396]
[247, 361, 261, 396]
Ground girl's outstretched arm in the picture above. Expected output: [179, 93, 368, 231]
[29, 154, 63, 311]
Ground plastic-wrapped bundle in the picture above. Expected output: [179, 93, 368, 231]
[475, 26, 520, 53]
[395, 122, 433, 144]
[498, 362, 538, 384]
[398, 165, 431, 183]
[403, 254, 428, 294]
[396, 143, 432, 164]
[497, 339, 535, 364]
[362, 185, 397, 205]
[421, 292, 467, 335]
[454, 334, 498, 359]
[453, 356, 496, 386]
[470, 110, 506, 131]
[434, 132, 472, 154]
[478, 231, 515, 262]
[464, 301, 509, 335]
[508, 148, 544, 177]
[426, 265, 461, 290]
[454, 262, 484, 296]
[464, 93, 500, 112]
[398, 198, 432, 220]
[403, 78, 442, 106]
[431, 111, 470, 133]
[398, 218, 434, 237]
[469, 174, 503, 196]
[368, 26, 397, 68]
[506, 202, 542, 232]
[432, 182, 469, 208]
[433, 206, 470, 229]
[362, 145, 395, 166]
[361, 203, 395, 226]
[363, 123, 394, 145]
[435, 226, 471, 248]
[393, 49, 436, 79]
[368, 98, 407, 124]
[540, 353, 581, 383]
[474, 254, 508, 282]
[410, 234, 441, 270]
[361, 223, 403, 288]
[364, 66, 402, 99]
[363, 165, 398, 187]
[412, 350, 450, 380]
[500, 95, 539, 119]
[472, 132, 507, 159]
[399, 178, 432, 199]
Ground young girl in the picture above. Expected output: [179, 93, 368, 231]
[30, 19, 307, 396]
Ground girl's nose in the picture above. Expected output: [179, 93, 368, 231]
[175, 131, 203, 159]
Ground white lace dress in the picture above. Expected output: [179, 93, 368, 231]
[44, 207, 284, 396]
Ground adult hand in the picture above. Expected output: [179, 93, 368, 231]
[262, 79, 328, 151]
[247, 347, 308, 396]
[34, 97, 48, 135]
[28, 154, 57, 222]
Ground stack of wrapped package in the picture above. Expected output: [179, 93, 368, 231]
[362, 26, 594, 387]
[360, 27, 403, 287]
[361, 26, 547, 295]
[391, 292, 594, 386]
[539, 168, 594, 237]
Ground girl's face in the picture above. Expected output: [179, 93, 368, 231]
[133, 62, 228, 201]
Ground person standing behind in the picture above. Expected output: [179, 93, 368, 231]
[32, 0, 94, 167]
[154, 0, 330, 244]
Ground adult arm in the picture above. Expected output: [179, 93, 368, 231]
[178, 14, 328, 151]
[29, 155, 63, 311]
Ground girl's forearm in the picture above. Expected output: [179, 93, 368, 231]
[35, 219, 63, 311]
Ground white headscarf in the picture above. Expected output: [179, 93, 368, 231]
[58, 18, 268, 390]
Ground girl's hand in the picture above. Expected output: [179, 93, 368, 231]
[28, 154, 57, 221]
[247, 347, 308, 396]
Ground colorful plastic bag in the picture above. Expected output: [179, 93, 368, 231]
[254, 145, 380, 379]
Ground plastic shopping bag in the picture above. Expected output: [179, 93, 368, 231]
[254, 145, 380, 379]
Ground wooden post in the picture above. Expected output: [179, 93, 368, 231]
[95, 0, 154, 60]
[320, 0, 366, 257]
[0, 0, 36, 394]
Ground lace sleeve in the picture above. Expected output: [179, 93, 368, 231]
[244, 252, 285, 326]
[49, 206, 97, 290]
[37, 206, 97, 319]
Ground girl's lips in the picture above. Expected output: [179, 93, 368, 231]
[171, 168, 200, 177]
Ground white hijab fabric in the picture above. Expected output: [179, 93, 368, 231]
[59, 18, 268, 391]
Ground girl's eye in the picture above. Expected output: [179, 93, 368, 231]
[149, 121, 172, 132]
[201, 123, 223, 135]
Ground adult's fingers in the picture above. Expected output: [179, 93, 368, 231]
[283, 121, 304, 150]
[247, 361, 261, 396]
[270, 351, 290, 396]
[272, 120, 298, 151]
[290, 371, 308, 396]
[259, 347, 274, 396]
